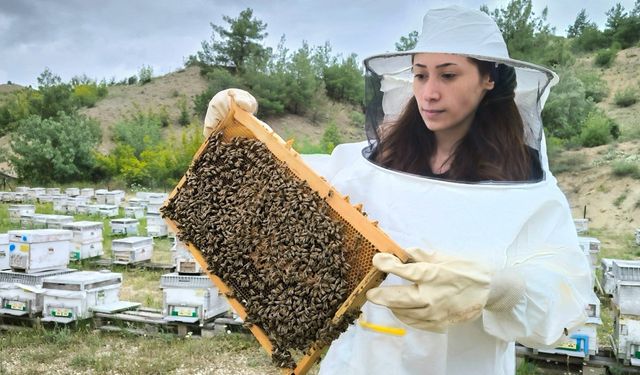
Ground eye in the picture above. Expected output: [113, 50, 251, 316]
[413, 73, 427, 80]
[441, 73, 456, 80]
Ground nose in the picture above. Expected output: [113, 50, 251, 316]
[416, 78, 440, 102]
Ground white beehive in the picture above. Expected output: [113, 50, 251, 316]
[41, 270, 122, 323]
[160, 273, 229, 324]
[28, 187, 46, 199]
[112, 237, 153, 264]
[614, 281, 640, 316]
[172, 238, 202, 274]
[46, 188, 61, 196]
[31, 214, 49, 229]
[539, 324, 599, 358]
[80, 188, 94, 198]
[614, 314, 640, 366]
[0, 268, 76, 316]
[146, 212, 168, 237]
[95, 190, 108, 204]
[601, 258, 617, 296]
[46, 215, 75, 229]
[62, 221, 103, 243]
[8, 229, 72, 273]
[124, 206, 145, 219]
[578, 236, 600, 270]
[8, 204, 35, 222]
[135, 191, 150, 200]
[112, 190, 126, 203]
[64, 196, 88, 214]
[76, 204, 89, 214]
[573, 218, 589, 234]
[613, 260, 640, 283]
[52, 196, 66, 212]
[1, 192, 14, 202]
[146, 193, 167, 214]
[15, 186, 29, 193]
[110, 218, 139, 236]
[86, 204, 101, 215]
[0, 234, 9, 270]
[127, 198, 146, 207]
[69, 240, 103, 261]
[104, 191, 123, 206]
[20, 213, 35, 229]
[37, 195, 54, 203]
[65, 187, 80, 197]
[97, 205, 119, 218]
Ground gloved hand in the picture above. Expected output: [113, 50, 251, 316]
[203, 88, 258, 138]
[366, 247, 525, 332]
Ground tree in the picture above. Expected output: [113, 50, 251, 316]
[285, 42, 319, 114]
[481, 0, 553, 63]
[8, 112, 101, 183]
[567, 9, 591, 38]
[606, 3, 627, 32]
[395, 31, 419, 51]
[113, 110, 163, 157]
[198, 8, 269, 72]
[323, 54, 364, 105]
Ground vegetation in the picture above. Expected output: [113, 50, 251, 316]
[614, 86, 638, 107]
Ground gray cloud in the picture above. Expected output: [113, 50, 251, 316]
[0, 0, 636, 86]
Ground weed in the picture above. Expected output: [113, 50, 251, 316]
[515, 359, 539, 375]
[613, 190, 629, 207]
[611, 161, 640, 179]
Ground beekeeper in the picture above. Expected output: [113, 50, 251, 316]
[203, 5, 595, 375]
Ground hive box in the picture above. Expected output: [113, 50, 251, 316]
[45, 215, 74, 229]
[160, 273, 229, 324]
[97, 205, 119, 218]
[41, 270, 123, 323]
[65, 187, 80, 197]
[110, 218, 139, 236]
[124, 206, 145, 219]
[0, 268, 76, 317]
[8, 229, 72, 273]
[112, 237, 153, 264]
[80, 188, 94, 198]
[172, 238, 202, 274]
[0, 234, 9, 270]
[8, 204, 35, 222]
[146, 212, 168, 237]
[62, 221, 103, 243]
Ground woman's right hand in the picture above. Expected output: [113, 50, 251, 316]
[203, 88, 258, 138]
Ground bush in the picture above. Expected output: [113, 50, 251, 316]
[8, 112, 102, 183]
[321, 121, 342, 153]
[113, 110, 163, 156]
[193, 68, 245, 118]
[72, 84, 99, 107]
[138, 65, 153, 84]
[594, 48, 617, 68]
[611, 161, 640, 179]
[579, 112, 612, 147]
[614, 87, 638, 107]
[178, 98, 190, 126]
[550, 153, 587, 174]
[576, 71, 608, 103]
[127, 76, 137, 85]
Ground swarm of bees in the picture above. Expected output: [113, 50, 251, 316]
[162, 134, 356, 368]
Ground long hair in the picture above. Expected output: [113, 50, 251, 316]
[372, 59, 532, 182]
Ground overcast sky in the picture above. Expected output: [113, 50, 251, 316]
[0, 0, 635, 87]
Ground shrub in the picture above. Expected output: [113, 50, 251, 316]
[349, 110, 365, 128]
[594, 48, 617, 68]
[614, 87, 638, 107]
[580, 111, 612, 147]
[113, 110, 163, 156]
[178, 98, 190, 126]
[138, 65, 153, 84]
[127, 76, 138, 85]
[8, 112, 102, 183]
[611, 161, 640, 179]
[321, 121, 342, 153]
[72, 84, 99, 107]
[550, 153, 587, 174]
[576, 71, 608, 103]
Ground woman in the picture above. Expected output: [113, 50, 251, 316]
[204, 6, 594, 375]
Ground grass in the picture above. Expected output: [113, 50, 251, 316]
[613, 189, 629, 207]
[0, 326, 280, 374]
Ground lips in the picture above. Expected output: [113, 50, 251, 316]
[422, 108, 445, 119]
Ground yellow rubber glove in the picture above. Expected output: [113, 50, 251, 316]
[203, 88, 258, 138]
[366, 248, 523, 333]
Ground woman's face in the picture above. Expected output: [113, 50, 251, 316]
[412, 53, 494, 137]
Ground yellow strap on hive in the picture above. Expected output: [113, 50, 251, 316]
[358, 318, 406, 336]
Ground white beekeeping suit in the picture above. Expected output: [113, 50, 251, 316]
[299, 5, 595, 375]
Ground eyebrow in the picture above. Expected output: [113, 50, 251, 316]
[413, 62, 458, 69]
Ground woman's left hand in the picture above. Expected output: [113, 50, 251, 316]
[366, 247, 493, 332]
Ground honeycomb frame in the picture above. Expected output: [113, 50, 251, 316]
[162, 97, 410, 375]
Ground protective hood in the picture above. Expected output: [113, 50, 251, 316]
[363, 5, 559, 171]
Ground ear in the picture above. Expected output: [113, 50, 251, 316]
[482, 76, 495, 91]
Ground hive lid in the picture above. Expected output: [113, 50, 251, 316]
[8, 229, 73, 242]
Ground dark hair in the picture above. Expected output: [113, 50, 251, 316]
[372, 58, 532, 182]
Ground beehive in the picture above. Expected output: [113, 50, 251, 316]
[161, 98, 409, 375]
